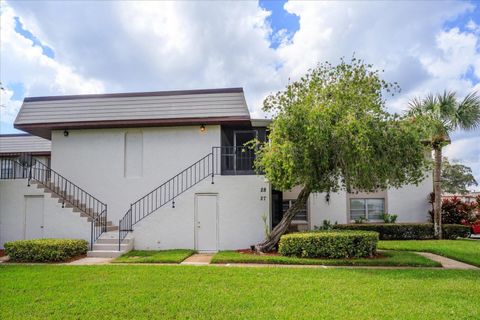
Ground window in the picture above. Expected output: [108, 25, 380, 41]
[283, 200, 308, 222]
[350, 198, 385, 222]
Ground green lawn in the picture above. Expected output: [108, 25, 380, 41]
[378, 240, 480, 267]
[1, 265, 479, 319]
[212, 250, 440, 267]
[114, 249, 195, 263]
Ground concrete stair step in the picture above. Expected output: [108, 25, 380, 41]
[96, 238, 133, 244]
[106, 225, 119, 231]
[93, 242, 133, 251]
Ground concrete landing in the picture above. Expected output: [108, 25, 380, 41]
[180, 253, 214, 265]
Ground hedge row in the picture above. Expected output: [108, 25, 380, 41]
[279, 230, 378, 259]
[332, 223, 470, 240]
[4, 239, 88, 262]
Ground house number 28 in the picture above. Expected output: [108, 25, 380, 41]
[260, 187, 267, 201]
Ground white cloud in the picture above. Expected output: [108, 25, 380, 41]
[0, 3, 105, 126]
[2, 0, 480, 183]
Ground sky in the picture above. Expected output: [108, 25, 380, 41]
[0, 0, 479, 189]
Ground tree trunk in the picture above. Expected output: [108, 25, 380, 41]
[255, 186, 311, 253]
[433, 146, 443, 239]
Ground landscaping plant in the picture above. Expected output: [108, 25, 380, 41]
[4, 239, 88, 262]
[408, 91, 480, 238]
[278, 230, 378, 259]
[333, 223, 470, 240]
[254, 58, 431, 252]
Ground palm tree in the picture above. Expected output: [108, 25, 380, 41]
[408, 91, 480, 238]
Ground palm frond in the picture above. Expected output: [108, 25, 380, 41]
[456, 91, 480, 130]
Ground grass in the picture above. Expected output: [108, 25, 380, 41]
[1, 265, 479, 319]
[378, 240, 480, 267]
[212, 250, 441, 267]
[114, 249, 195, 263]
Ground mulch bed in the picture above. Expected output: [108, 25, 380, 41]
[0, 250, 5, 257]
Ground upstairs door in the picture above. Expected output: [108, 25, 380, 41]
[194, 194, 218, 252]
[24, 195, 45, 239]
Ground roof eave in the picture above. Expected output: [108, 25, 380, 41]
[14, 115, 252, 140]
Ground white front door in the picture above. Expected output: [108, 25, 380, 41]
[24, 195, 44, 239]
[195, 194, 218, 252]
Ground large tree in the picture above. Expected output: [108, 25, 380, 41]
[408, 91, 480, 239]
[255, 59, 431, 252]
[441, 158, 478, 194]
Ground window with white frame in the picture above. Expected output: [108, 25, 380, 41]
[349, 198, 385, 222]
[283, 200, 308, 222]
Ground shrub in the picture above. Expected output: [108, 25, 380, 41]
[4, 239, 88, 262]
[313, 220, 338, 230]
[333, 223, 470, 240]
[429, 193, 478, 224]
[278, 230, 378, 259]
[443, 224, 471, 239]
[380, 213, 398, 223]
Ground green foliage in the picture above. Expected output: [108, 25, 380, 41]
[408, 91, 480, 143]
[429, 196, 478, 225]
[256, 58, 430, 194]
[441, 158, 478, 194]
[313, 219, 337, 230]
[333, 223, 470, 240]
[2, 266, 479, 319]
[380, 212, 398, 223]
[211, 250, 440, 267]
[278, 230, 378, 259]
[4, 239, 88, 262]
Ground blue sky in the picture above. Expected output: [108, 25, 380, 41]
[1, 0, 479, 188]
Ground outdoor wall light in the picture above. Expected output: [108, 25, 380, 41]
[199, 124, 206, 133]
[63, 130, 69, 137]
[325, 193, 330, 204]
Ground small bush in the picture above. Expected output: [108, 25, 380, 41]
[380, 213, 398, 223]
[333, 223, 470, 240]
[443, 224, 471, 239]
[4, 239, 88, 262]
[278, 230, 378, 259]
[429, 193, 478, 224]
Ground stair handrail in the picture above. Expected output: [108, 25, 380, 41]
[1, 155, 108, 249]
[117, 146, 258, 250]
[118, 151, 215, 249]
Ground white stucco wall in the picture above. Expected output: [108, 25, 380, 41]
[0, 179, 90, 248]
[309, 192, 348, 227]
[133, 175, 270, 250]
[308, 175, 433, 226]
[51, 125, 221, 222]
[387, 174, 432, 222]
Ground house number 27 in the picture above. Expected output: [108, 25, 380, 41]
[260, 187, 267, 201]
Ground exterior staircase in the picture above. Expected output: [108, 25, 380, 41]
[31, 181, 119, 232]
[87, 231, 134, 258]
[0, 156, 128, 257]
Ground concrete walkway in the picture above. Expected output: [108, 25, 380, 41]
[180, 253, 214, 265]
[415, 252, 478, 269]
[67, 257, 114, 265]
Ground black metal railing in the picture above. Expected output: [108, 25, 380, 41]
[118, 152, 216, 249]
[0, 157, 29, 179]
[212, 146, 256, 175]
[1, 155, 108, 250]
[118, 146, 257, 250]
